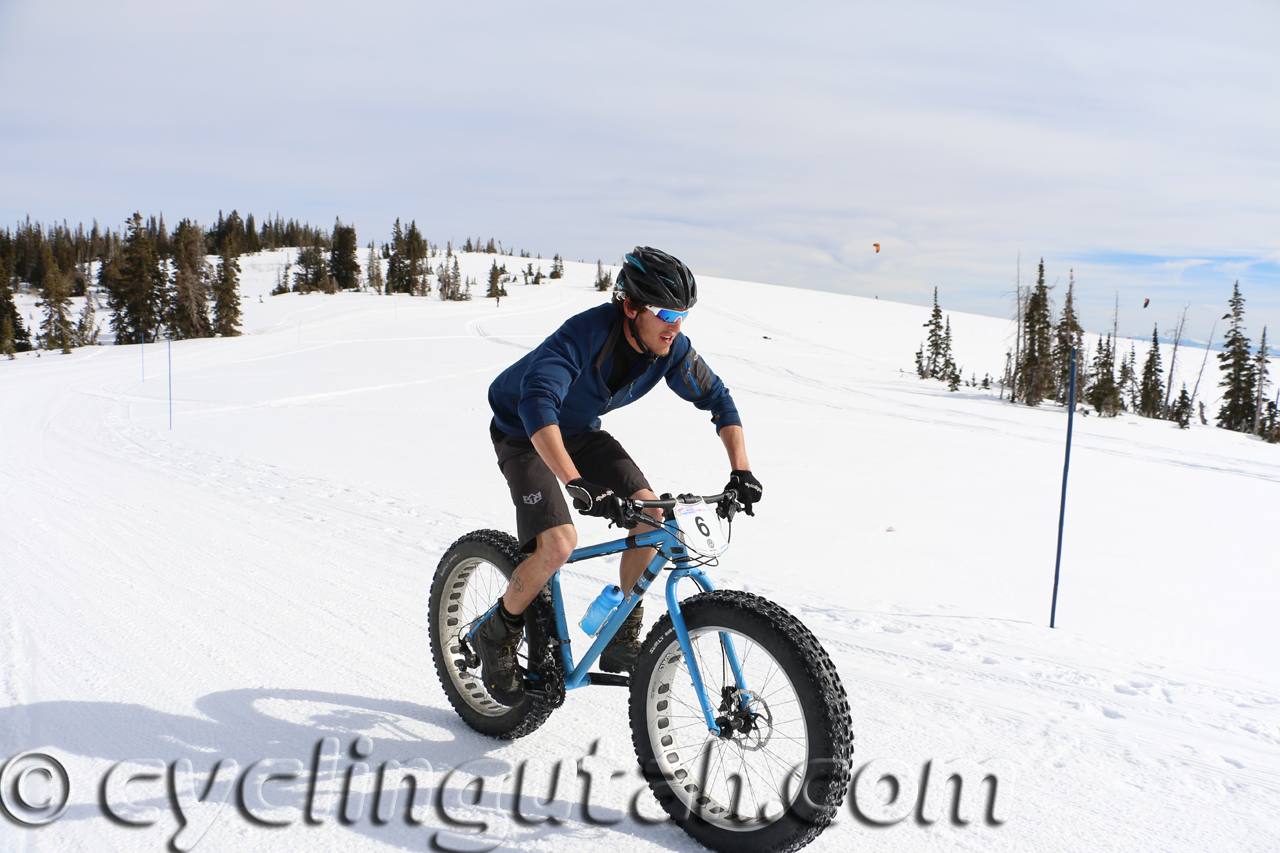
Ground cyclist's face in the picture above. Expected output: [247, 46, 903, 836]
[631, 305, 684, 355]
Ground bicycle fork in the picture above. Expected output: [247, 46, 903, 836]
[664, 565, 754, 737]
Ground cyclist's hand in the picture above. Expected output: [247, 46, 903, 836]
[566, 479, 628, 526]
[725, 470, 762, 516]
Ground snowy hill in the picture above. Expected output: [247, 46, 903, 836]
[2, 254, 1278, 852]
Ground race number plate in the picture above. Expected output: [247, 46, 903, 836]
[673, 500, 729, 557]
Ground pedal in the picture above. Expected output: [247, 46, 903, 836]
[587, 672, 630, 688]
[456, 636, 480, 670]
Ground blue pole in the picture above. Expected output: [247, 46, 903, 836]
[1051, 347, 1077, 628]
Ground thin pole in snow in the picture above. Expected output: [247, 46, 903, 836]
[168, 337, 173, 430]
[1051, 347, 1077, 629]
[141, 335, 145, 381]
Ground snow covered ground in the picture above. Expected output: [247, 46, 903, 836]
[3, 253, 1278, 852]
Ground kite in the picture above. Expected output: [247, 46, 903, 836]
[874, 243, 881, 253]
[1143, 298, 1149, 308]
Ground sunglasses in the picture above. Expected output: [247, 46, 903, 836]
[646, 305, 689, 324]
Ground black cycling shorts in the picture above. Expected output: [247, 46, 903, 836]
[491, 420, 651, 553]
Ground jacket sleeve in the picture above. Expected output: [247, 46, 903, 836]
[516, 316, 591, 435]
[665, 339, 743, 433]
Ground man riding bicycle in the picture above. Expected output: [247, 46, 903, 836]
[478, 246, 763, 704]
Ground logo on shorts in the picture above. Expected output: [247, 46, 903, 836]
[523, 492, 542, 505]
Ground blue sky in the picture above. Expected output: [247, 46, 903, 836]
[2, 0, 1277, 344]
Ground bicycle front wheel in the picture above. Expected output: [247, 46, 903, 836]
[629, 590, 852, 853]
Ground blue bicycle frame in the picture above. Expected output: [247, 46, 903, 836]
[552, 514, 752, 737]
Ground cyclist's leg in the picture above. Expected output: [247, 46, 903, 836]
[504, 524, 575, 614]
[620, 489, 663, 591]
[565, 430, 662, 594]
[491, 421, 578, 615]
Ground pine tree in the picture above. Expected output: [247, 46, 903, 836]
[1170, 384, 1192, 429]
[1137, 325, 1164, 418]
[1253, 327, 1270, 436]
[244, 213, 262, 253]
[1019, 259, 1054, 405]
[365, 243, 384, 294]
[1086, 334, 1122, 416]
[1, 316, 15, 359]
[293, 243, 328, 293]
[37, 266, 73, 353]
[437, 257, 465, 301]
[919, 288, 945, 378]
[1118, 344, 1138, 412]
[942, 316, 960, 390]
[1216, 281, 1256, 432]
[594, 260, 612, 291]
[487, 259, 503, 298]
[385, 220, 411, 294]
[329, 220, 360, 290]
[404, 221, 428, 296]
[72, 289, 100, 347]
[212, 249, 242, 337]
[549, 254, 564, 279]
[1051, 269, 1084, 405]
[167, 219, 210, 340]
[107, 213, 167, 345]
[0, 258, 32, 353]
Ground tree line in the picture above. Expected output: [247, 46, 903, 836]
[993, 259, 1274, 441]
[2, 212, 562, 358]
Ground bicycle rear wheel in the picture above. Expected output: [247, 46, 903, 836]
[428, 529, 562, 739]
[629, 590, 852, 853]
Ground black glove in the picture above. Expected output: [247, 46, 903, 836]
[566, 479, 629, 526]
[725, 470, 762, 516]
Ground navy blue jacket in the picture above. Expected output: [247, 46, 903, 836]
[488, 303, 742, 438]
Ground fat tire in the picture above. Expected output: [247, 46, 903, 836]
[629, 590, 852, 853]
[429, 529, 564, 739]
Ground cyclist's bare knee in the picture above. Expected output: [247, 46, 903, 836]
[631, 488, 664, 523]
[536, 523, 577, 568]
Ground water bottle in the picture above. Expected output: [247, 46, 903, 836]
[580, 584, 625, 636]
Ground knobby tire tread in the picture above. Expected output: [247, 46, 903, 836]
[429, 529, 564, 740]
[628, 589, 853, 853]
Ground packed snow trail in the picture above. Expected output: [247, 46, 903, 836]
[2, 254, 1277, 852]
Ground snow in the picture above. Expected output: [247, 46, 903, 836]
[2, 253, 1278, 852]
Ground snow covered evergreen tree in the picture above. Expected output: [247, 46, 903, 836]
[37, 266, 73, 353]
[1252, 327, 1270, 436]
[1051, 269, 1084, 405]
[1216, 281, 1256, 432]
[1086, 334, 1122, 416]
[1017, 259, 1054, 405]
[167, 219, 210, 340]
[0, 258, 32, 353]
[1138, 325, 1164, 418]
[329, 220, 360, 291]
[365, 243, 383, 294]
[1170, 384, 1192, 429]
[919, 288, 945, 379]
[594, 260, 612, 291]
[72, 289, 100, 347]
[106, 213, 167, 345]
[212, 249, 242, 337]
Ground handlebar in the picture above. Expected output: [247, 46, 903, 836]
[621, 489, 742, 528]
[629, 490, 737, 510]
